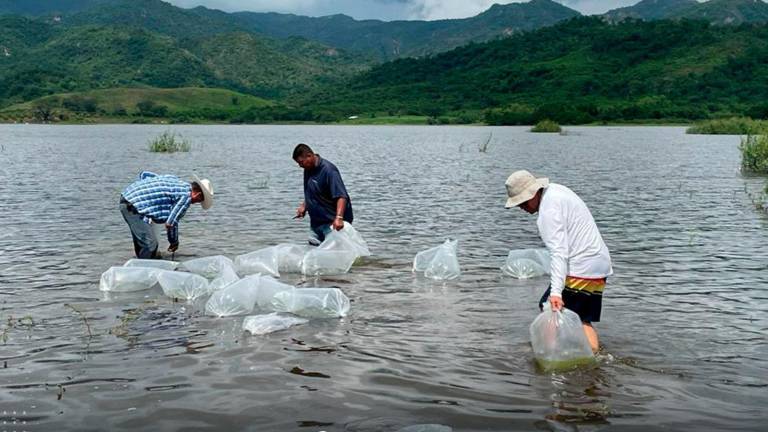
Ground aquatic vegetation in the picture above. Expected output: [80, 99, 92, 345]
[148, 131, 191, 153]
[686, 117, 765, 135]
[740, 134, 768, 174]
[531, 119, 562, 133]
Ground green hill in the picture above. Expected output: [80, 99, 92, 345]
[603, 0, 699, 22]
[231, 0, 581, 60]
[1, 87, 271, 115]
[604, 0, 768, 24]
[303, 17, 768, 123]
[0, 0, 119, 16]
[671, 0, 768, 25]
[0, 15, 371, 107]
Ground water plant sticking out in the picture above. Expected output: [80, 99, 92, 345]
[148, 131, 191, 153]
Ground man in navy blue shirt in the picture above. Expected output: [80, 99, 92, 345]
[293, 144, 353, 244]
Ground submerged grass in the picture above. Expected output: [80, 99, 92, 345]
[740, 134, 768, 174]
[686, 117, 766, 135]
[531, 119, 562, 133]
[148, 131, 190, 153]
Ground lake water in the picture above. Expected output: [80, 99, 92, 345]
[0, 125, 766, 431]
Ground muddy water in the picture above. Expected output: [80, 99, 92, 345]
[0, 125, 766, 431]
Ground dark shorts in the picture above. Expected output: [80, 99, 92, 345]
[538, 285, 603, 323]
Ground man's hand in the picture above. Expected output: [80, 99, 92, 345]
[295, 202, 306, 219]
[332, 217, 344, 231]
[550, 295, 564, 311]
[168, 243, 179, 253]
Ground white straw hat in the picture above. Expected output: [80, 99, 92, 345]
[505, 170, 549, 208]
[193, 174, 214, 210]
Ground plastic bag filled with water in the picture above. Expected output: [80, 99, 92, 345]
[302, 249, 358, 276]
[413, 239, 461, 280]
[242, 312, 308, 335]
[123, 258, 179, 271]
[209, 263, 240, 291]
[271, 288, 350, 318]
[275, 243, 311, 274]
[157, 270, 211, 301]
[181, 255, 237, 280]
[319, 222, 371, 257]
[205, 275, 261, 317]
[501, 248, 550, 279]
[235, 246, 281, 278]
[254, 276, 294, 310]
[529, 306, 594, 371]
[99, 266, 161, 292]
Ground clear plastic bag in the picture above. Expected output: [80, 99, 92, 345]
[254, 276, 294, 310]
[181, 255, 237, 280]
[123, 259, 179, 271]
[501, 248, 550, 279]
[302, 249, 358, 276]
[319, 222, 371, 257]
[99, 266, 160, 292]
[529, 306, 594, 371]
[413, 239, 461, 280]
[235, 246, 281, 278]
[275, 243, 311, 274]
[271, 288, 350, 318]
[242, 312, 308, 335]
[157, 270, 211, 301]
[205, 275, 261, 317]
[209, 264, 240, 291]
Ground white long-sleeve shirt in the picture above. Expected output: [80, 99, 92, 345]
[537, 183, 612, 297]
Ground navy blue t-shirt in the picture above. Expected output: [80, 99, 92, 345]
[303, 156, 353, 228]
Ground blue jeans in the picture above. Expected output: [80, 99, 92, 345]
[309, 223, 332, 245]
[120, 199, 158, 259]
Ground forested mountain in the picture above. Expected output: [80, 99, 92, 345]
[0, 15, 369, 106]
[230, 0, 581, 60]
[1, 0, 582, 60]
[303, 17, 768, 123]
[603, 0, 699, 21]
[0, 0, 119, 16]
[604, 0, 768, 24]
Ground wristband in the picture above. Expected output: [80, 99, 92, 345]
[335, 215, 343, 220]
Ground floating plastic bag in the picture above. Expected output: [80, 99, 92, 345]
[209, 264, 240, 291]
[254, 276, 294, 310]
[320, 222, 371, 257]
[271, 288, 350, 318]
[242, 312, 308, 335]
[99, 266, 160, 292]
[413, 239, 460, 280]
[275, 243, 311, 274]
[501, 248, 550, 279]
[124, 259, 179, 271]
[302, 249, 358, 276]
[157, 270, 211, 301]
[181, 255, 237, 280]
[205, 275, 261, 317]
[529, 306, 594, 371]
[235, 247, 281, 278]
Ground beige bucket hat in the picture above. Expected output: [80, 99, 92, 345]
[505, 170, 549, 208]
[193, 174, 214, 210]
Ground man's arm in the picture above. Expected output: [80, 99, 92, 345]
[538, 209, 569, 310]
[333, 197, 347, 230]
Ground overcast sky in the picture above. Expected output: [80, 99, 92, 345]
[166, 0, 654, 21]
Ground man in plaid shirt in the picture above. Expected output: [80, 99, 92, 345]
[120, 171, 213, 258]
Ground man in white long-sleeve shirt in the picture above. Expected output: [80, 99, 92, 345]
[505, 170, 612, 352]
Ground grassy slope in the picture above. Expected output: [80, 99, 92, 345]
[1, 87, 272, 114]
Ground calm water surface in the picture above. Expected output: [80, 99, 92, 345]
[0, 125, 766, 431]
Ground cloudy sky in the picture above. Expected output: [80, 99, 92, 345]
[166, 0, 650, 21]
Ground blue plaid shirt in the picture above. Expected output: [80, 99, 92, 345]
[122, 171, 192, 245]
